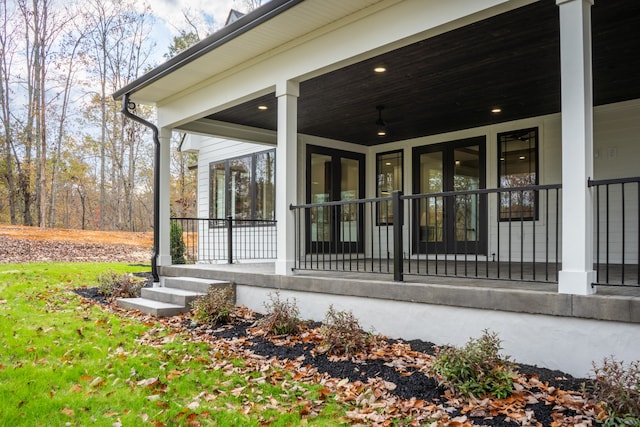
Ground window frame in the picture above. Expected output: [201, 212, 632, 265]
[209, 148, 276, 223]
[375, 150, 403, 225]
[497, 127, 539, 222]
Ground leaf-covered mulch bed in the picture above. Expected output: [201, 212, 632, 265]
[75, 287, 602, 426]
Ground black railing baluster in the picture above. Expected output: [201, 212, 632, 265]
[622, 183, 626, 284]
[606, 184, 610, 284]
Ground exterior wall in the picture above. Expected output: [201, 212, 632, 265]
[193, 99, 640, 265]
[236, 284, 640, 378]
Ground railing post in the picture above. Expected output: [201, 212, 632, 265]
[392, 190, 404, 281]
[227, 215, 233, 264]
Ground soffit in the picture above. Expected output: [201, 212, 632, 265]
[206, 0, 640, 145]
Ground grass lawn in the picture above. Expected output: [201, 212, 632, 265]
[0, 263, 348, 426]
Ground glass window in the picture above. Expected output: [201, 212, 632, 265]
[209, 162, 226, 219]
[255, 151, 275, 220]
[209, 149, 275, 221]
[498, 128, 538, 221]
[229, 156, 252, 220]
[376, 150, 403, 224]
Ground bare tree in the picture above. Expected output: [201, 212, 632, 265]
[81, 0, 156, 231]
[0, 1, 18, 224]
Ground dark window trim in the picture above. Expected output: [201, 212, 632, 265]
[208, 148, 276, 223]
[411, 136, 487, 255]
[375, 149, 403, 226]
[497, 127, 539, 222]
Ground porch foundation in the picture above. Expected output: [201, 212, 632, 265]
[160, 264, 640, 378]
[237, 285, 639, 379]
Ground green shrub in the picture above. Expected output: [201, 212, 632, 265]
[170, 221, 186, 265]
[318, 305, 373, 357]
[190, 286, 235, 325]
[97, 270, 145, 298]
[431, 330, 515, 399]
[591, 356, 640, 426]
[258, 292, 302, 336]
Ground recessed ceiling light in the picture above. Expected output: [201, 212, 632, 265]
[519, 156, 526, 160]
[385, 162, 392, 166]
[258, 105, 268, 110]
[374, 66, 386, 73]
[491, 107, 502, 114]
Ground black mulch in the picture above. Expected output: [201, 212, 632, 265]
[74, 285, 595, 427]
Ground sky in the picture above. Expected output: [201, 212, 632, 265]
[139, 0, 268, 65]
[145, 0, 236, 36]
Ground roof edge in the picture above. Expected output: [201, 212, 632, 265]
[112, 0, 305, 101]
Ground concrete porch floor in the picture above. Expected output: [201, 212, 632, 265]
[158, 261, 640, 324]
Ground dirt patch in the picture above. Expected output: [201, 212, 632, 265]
[0, 224, 152, 264]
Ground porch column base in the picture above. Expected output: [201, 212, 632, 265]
[558, 270, 596, 295]
[275, 260, 295, 276]
[156, 254, 172, 267]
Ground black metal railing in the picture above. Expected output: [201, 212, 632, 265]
[290, 184, 562, 283]
[171, 217, 277, 264]
[589, 176, 640, 287]
[290, 196, 398, 276]
[403, 184, 561, 283]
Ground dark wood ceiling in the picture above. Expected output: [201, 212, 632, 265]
[207, 0, 640, 146]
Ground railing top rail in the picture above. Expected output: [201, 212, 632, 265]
[171, 217, 277, 223]
[402, 183, 562, 200]
[291, 196, 392, 210]
[588, 176, 640, 186]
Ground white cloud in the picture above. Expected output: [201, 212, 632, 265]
[144, 0, 243, 37]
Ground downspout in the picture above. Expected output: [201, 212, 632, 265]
[121, 93, 160, 282]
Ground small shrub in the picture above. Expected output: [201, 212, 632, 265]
[591, 356, 640, 426]
[170, 221, 186, 265]
[431, 330, 516, 399]
[97, 270, 145, 298]
[318, 305, 373, 357]
[258, 292, 302, 336]
[190, 286, 235, 325]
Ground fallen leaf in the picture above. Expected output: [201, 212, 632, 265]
[60, 408, 75, 418]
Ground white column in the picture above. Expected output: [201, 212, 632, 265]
[557, 0, 596, 295]
[275, 80, 299, 275]
[157, 127, 172, 267]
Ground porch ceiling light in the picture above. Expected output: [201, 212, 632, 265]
[374, 66, 386, 73]
[376, 105, 387, 136]
[491, 107, 502, 114]
[258, 105, 268, 110]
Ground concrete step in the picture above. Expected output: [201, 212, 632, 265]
[116, 297, 188, 317]
[164, 276, 232, 293]
[141, 286, 204, 306]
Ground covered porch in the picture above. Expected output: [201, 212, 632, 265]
[114, 0, 640, 376]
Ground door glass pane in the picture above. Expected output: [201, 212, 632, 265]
[453, 146, 480, 242]
[310, 153, 331, 243]
[229, 157, 252, 220]
[419, 152, 443, 243]
[340, 157, 359, 242]
[376, 151, 402, 224]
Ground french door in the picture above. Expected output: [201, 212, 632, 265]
[306, 145, 365, 253]
[412, 136, 487, 255]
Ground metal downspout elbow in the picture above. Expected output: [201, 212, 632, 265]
[120, 93, 160, 283]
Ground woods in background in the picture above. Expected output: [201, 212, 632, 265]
[0, 0, 218, 231]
